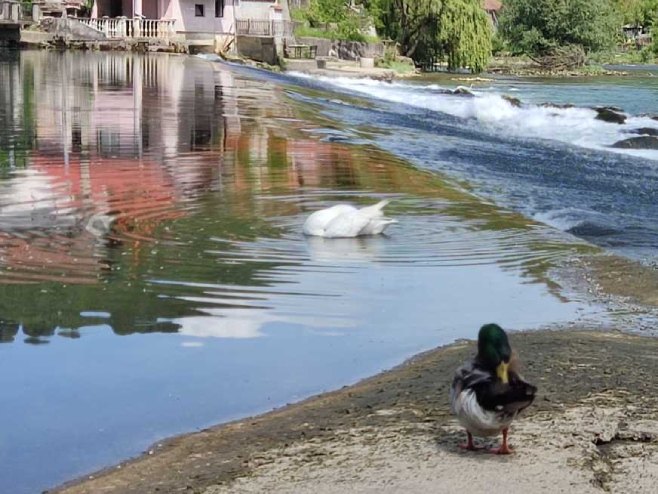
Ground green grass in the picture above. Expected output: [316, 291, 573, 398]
[376, 59, 416, 74]
[294, 25, 336, 40]
[293, 24, 379, 43]
[290, 5, 380, 43]
[588, 47, 657, 65]
[290, 7, 306, 23]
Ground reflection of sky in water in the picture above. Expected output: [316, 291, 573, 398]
[170, 240, 590, 344]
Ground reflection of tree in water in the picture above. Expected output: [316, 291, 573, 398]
[0, 321, 19, 343]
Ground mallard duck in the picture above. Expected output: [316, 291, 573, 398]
[450, 323, 537, 454]
[302, 200, 396, 238]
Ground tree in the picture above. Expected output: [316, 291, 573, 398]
[373, 0, 493, 72]
[499, 0, 620, 58]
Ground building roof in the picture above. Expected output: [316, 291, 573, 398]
[483, 0, 502, 12]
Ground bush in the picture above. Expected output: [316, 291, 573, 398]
[499, 0, 619, 57]
[640, 46, 654, 62]
[297, 0, 371, 42]
[491, 33, 507, 56]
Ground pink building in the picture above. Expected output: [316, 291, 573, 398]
[90, 0, 290, 40]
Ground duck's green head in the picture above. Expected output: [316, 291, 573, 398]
[477, 323, 512, 383]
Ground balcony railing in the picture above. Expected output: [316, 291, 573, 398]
[236, 19, 295, 38]
[0, 0, 22, 22]
[73, 17, 176, 39]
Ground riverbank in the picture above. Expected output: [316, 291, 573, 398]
[486, 55, 632, 77]
[52, 323, 658, 494]
[52, 248, 658, 494]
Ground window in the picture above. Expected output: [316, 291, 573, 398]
[195, 4, 205, 16]
[215, 0, 225, 17]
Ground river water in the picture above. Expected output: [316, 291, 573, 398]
[0, 51, 654, 493]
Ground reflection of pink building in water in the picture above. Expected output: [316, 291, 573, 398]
[0, 52, 236, 282]
[0, 50, 362, 283]
[0, 155, 181, 283]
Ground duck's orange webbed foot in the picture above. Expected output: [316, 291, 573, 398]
[459, 431, 485, 451]
[489, 428, 514, 455]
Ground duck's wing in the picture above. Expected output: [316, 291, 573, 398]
[451, 360, 536, 414]
[472, 374, 537, 416]
[357, 200, 397, 235]
[303, 205, 358, 236]
[450, 358, 492, 413]
[360, 218, 398, 235]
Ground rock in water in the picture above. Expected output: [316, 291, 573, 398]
[627, 128, 658, 137]
[594, 106, 627, 124]
[611, 136, 658, 150]
[502, 95, 522, 107]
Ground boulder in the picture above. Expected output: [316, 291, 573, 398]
[594, 106, 626, 124]
[611, 136, 658, 150]
[502, 95, 522, 107]
[451, 87, 474, 97]
[540, 102, 575, 109]
[627, 128, 658, 137]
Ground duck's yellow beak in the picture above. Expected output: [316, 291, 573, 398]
[496, 361, 509, 384]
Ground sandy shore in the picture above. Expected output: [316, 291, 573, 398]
[53, 321, 658, 494]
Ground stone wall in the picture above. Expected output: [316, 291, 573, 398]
[236, 35, 278, 65]
[40, 18, 108, 41]
[296, 37, 384, 61]
[20, 30, 54, 45]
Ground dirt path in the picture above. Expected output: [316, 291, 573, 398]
[52, 330, 658, 494]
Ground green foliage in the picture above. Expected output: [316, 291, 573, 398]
[290, 7, 307, 22]
[613, 0, 658, 27]
[295, 0, 373, 41]
[294, 24, 337, 40]
[491, 33, 507, 56]
[639, 45, 655, 61]
[373, 0, 492, 73]
[439, 0, 492, 72]
[499, 0, 620, 57]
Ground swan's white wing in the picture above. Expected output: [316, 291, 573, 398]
[323, 211, 371, 238]
[356, 200, 396, 235]
[303, 205, 357, 236]
[361, 218, 397, 235]
[357, 199, 390, 218]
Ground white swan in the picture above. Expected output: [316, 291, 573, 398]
[302, 200, 397, 238]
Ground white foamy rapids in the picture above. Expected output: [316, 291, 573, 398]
[289, 73, 658, 161]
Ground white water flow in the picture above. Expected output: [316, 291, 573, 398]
[290, 73, 658, 162]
